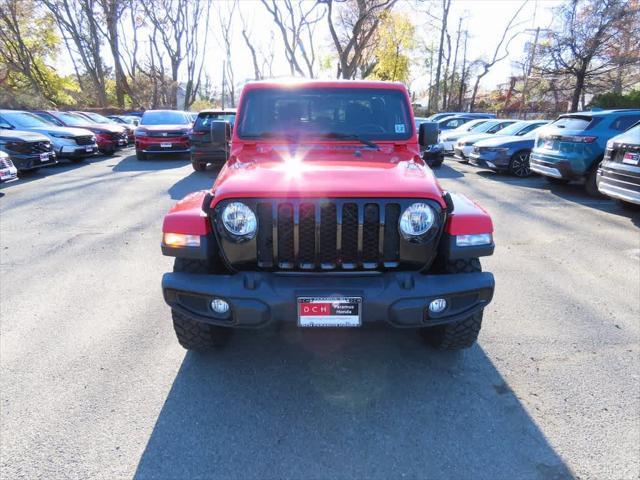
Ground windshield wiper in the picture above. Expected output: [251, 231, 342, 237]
[320, 132, 380, 150]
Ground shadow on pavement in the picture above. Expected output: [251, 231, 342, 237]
[433, 162, 465, 179]
[112, 152, 190, 172]
[168, 167, 220, 200]
[134, 327, 573, 480]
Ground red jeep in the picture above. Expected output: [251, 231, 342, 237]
[161, 80, 495, 350]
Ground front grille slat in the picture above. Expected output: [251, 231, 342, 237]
[250, 199, 411, 271]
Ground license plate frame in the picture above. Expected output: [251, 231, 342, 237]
[297, 296, 362, 328]
[85, 146, 94, 152]
[160, 142, 172, 148]
[622, 152, 639, 165]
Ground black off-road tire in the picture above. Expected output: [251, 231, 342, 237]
[136, 150, 146, 161]
[171, 258, 231, 350]
[421, 258, 483, 350]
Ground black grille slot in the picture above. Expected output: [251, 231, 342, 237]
[277, 204, 294, 268]
[320, 203, 337, 267]
[298, 203, 315, 267]
[383, 204, 401, 264]
[362, 204, 379, 265]
[256, 203, 273, 267]
[75, 135, 94, 146]
[341, 203, 358, 266]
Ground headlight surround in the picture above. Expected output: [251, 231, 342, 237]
[399, 202, 436, 239]
[221, 202, 257, 238]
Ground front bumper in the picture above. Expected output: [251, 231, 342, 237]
[190, 147, 228, 162]
[469, 151, 510, 171]
[0, 165, 18, 183]
[58, 144, 99, 158]
[597, 161, 640, 205]
[454, 145, 473, 160]
[137, 137, 190, 154]
[162, 270, 495, 329]
[9, 152, 57, 171]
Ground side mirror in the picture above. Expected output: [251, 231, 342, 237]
[419, 122, 439, 147]
[209, 121, 232, 143]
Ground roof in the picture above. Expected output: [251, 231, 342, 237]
[242, 79, 408, 91]
[561, 109, 640, 117]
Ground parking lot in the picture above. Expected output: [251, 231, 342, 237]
[1, 149, 638, 479]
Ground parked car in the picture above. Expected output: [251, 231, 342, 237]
[452, 119, 521, 160]
[107, 114, 139, 126]
[468, 121, 550, 177]
[190, 109, 236, 171]
[0, 151, 18, 183]
[530, 109, 640, 195]
[160, 79, 495, 351]
[427, 112, 496, 122]
[436, 115, 479, 132]
[73, 111, 134, 145]
[134, 110, 192, 160]
[597, 122, 640, 205]
[437, 119, 491, 153]
[0, 110, 98, 162]
[32, 110, 127, 155]
[0, 129, 57, 171]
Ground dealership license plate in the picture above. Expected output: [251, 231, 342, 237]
[85, 146, 93, 152]
[297, 297, 362, 327]
[622, 152, 639, 165]
[160, 142, 172, 148]
[40, 153, 49, 162]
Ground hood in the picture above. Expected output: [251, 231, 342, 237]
[75, 123, 125, 134]
[211, 146, 445, 207]
[19, 126, 95, 138]
[458, 133, 497, 145]
[0, 129, 50, 142]
[139, 124, 191, 132]
[474, 135, 533, 148]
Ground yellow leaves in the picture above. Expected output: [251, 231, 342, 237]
[369, 12, 416, 82]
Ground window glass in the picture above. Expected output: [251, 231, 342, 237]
[237, 88, 412, 141]
[610, 115, 640, 131]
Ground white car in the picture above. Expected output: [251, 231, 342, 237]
[0, 151, 18, 183]
[452, 120, 522, 160]
[438, 119, 492, 153]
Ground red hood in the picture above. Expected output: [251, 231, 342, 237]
[211, 145, 445, 207]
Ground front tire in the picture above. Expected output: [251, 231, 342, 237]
[509, 151, 531, 177]
[171, 258, 231, 350]
[420, 258, 484, 350]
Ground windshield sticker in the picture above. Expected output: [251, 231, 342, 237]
[395, 124, 406, 133]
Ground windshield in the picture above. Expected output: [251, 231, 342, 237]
[473, 121, 504, 133]
[141, 111, 190, 126]
[460, 120, 489, 132]
[494, 122, 530, 136]
[2, 111, 53, 128]
[236, 88, 412, 141]
[83, 112, 113, 124]
[58, 112, 90, 126]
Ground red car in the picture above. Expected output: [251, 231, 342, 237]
[160, 80, 495, 351]
[134, 110, 192, 160]
[32, 110, 128, 155]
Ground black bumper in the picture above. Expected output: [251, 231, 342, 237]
[10, 152, 57, 171]
[162, 270, 495, 329]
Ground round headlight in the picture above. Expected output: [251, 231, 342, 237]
[222, 202, 257, 238]
[399, 203, 435, 238]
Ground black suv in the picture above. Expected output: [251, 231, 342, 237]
[190, 109, 236, 171]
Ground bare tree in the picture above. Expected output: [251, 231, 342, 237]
[469, 0, 527, 110]
[218, 0, 237, 107]
[537, 0, 639, 111]
[141, 0, 211, 109]
[321, 0, 398, 79]
[239, 7, 262, 80]
[42, 0, 109, 106]
[260, 0, 324, 78]
[429, 0, 451, 111]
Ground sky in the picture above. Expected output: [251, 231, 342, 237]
[54, 0, 564, 97]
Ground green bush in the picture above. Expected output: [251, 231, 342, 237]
[589, 90, 640, 109]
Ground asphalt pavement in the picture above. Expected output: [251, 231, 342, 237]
[1, 150, 638, 480]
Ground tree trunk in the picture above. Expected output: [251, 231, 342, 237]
[432, 0, 451, 112]
[571, 66, 587, 112]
